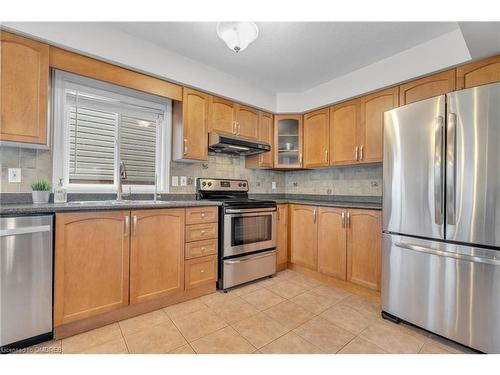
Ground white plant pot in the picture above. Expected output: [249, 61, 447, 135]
[32, 191, 50, 204]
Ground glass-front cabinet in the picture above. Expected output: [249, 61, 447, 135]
[274, 114, 303, 169]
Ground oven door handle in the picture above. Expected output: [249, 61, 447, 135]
[225, 207, 277, 214]
[224, 250, 277, 264]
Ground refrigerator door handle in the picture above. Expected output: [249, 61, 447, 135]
[394, 242, 500, 266]
[434, 115, 444, 225]
[447, 112, 457, 225]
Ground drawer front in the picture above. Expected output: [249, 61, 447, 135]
[186, 207, 218, 225]
[185, 239, 218, 259]
[185, 255, 217, 289]
[185, 222, 218, 242]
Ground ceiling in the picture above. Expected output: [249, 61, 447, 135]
[112, 22, 460, 92]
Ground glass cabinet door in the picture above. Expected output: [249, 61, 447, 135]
[274, 114, 303, 168]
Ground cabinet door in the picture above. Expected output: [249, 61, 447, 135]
[235, 104, 259, 139]
[208, 96, 236, 135]
[245, 112, 274, 168]
[181, 88, 209, 161]
[303, 108, 330, 168]
[347, 209, 382, 291]
[289, 205, 317, 270]
[317, 207, 347, 280]
[274, 114, 303, 169]
[276, 204, 289, 268]
[54, 211, 130, 326]
[130, 209, 185, 304]
[329, 98, 360, 166]
[360, 87, 399, 163]
[399, 69, 456, 106]
[456, 55, 500, 89]
[0, 31, 49, 144]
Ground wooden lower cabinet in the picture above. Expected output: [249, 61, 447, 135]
[346, 209, 382, 291]
[54, 211, 130, 326]
[317, 207, 347, 280]
[129, 209, 185, 304]
[289, 205, 317, 270]
[276, 204, 289, 269]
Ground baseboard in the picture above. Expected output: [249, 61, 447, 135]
[54, 283, 215, 340]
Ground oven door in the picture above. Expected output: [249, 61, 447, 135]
[223, 207, 276, 257]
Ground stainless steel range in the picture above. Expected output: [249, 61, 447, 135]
[196, 178, 277, 291]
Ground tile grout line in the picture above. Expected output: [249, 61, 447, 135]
[161, 307, 198, 354]
[117, 322, 131, 354]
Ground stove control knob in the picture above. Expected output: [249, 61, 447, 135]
[238, 183, 243, 187]
[202, 182, 207, 187]
[208, 182, 212, 187]
[242, 183, 247, 187]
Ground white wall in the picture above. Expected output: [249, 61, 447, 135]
[3, 22, 277, 111]
[276, 29, 471, 113]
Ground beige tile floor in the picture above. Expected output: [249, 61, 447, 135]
[18, 270, 476, 354]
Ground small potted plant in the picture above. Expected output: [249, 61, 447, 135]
[31, 179, 51, 204]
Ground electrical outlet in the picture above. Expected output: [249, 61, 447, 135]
[272, 181, 276, 190]
[371, 181, 379, 187]
[171, 176, 179, 187]
[180, 176, 187, 186]
[8, 168, 21, 183]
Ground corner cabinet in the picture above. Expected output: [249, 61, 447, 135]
[456, 55, 500, 89]
[0, 31, 49, 145]
[303, 108, 330, 168]
[173, 88, 209, 161]
[246, 111, 274, 168]
[54, 211, 130, 326]
[129, 209, 185, 304]
[274, 114, 303, 169]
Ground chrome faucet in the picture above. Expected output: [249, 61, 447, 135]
[154, 174, 160, 202]
[117, 161, 127, 201]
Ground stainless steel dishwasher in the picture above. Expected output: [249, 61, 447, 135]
[0, 215, 53, 352]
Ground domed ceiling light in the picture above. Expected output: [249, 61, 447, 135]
[216, 22, 259, 53]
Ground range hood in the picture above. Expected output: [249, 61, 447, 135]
[208, 132, 271, 156]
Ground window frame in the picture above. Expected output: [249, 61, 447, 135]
[52, 70, 171, 194]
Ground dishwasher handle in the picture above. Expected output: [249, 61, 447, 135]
[0, 225, 51, 237]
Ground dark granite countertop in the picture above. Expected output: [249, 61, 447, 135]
[250, 194, 382, 210]
[272, 199, 381, 210]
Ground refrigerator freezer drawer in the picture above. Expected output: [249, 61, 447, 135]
[382, 233, 500, 353]
[222, 250, 276, 290]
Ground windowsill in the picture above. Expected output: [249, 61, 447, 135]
[63, 184, 169, 194]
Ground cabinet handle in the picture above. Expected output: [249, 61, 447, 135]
[347, 211, 351, 228]
[201, 247, 206, 252]
[341, 211, 345, 228]
[299, 153, 303, 164]
[324, 150, 329, 163]
[124, 215, 130, 236]
[183, 139, 188, 155]
[132, 215, 138, 236]
[201, 212, 205, 218]
[360, 145, 364, 161]
[200, 269, 205, 274]
[355, 146, 359, 161]
[313, 209, 317, 224]
[201, 230, 206, 235]
[232, 121, 236, 134]
[237, 123, 241, 135]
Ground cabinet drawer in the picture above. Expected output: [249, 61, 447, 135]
[185, 239, 218, 259]
[185, 255, 217, 290]
[185, 222, 218, 242]
[186, 207, 218, 225]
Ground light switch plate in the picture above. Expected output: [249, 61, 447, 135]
[272, 181, 276, 190]
[171, 176, 179, 187]
[8, 168, 21, 183]
[180, 176, 187, 186]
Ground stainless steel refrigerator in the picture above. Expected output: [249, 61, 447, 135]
[382, 82, 500, 353]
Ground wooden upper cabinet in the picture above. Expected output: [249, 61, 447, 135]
[329, 98, 360, 166]
[130, 209, 185, 305]
[317, 207, 347, 280]
[173, 88, 208, 161]
[276, 204, 289, 268]
[235, 104, 259, 139]
[0, 31, 49, 145]
[399, 69, 456, 106]
[54, 211, 130, 326]
[359, 87, 399, 163]
[347, 209, 382, 291]
[303, 108, 330, 168]
[289, 205, 318, 270]
[208, 96, 236, 135]
[274, 114, 303, 169]
[456, 55, 500, 89]
[245, 111, 273, 168]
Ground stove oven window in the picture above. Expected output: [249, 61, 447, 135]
[231, 215, 272, 246]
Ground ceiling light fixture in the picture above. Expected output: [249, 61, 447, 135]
[216, 22, 259, 53]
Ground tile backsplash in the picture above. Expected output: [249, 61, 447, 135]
[0, 146, 382, 197]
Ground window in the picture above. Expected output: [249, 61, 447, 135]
[52, 70, 171, 193]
